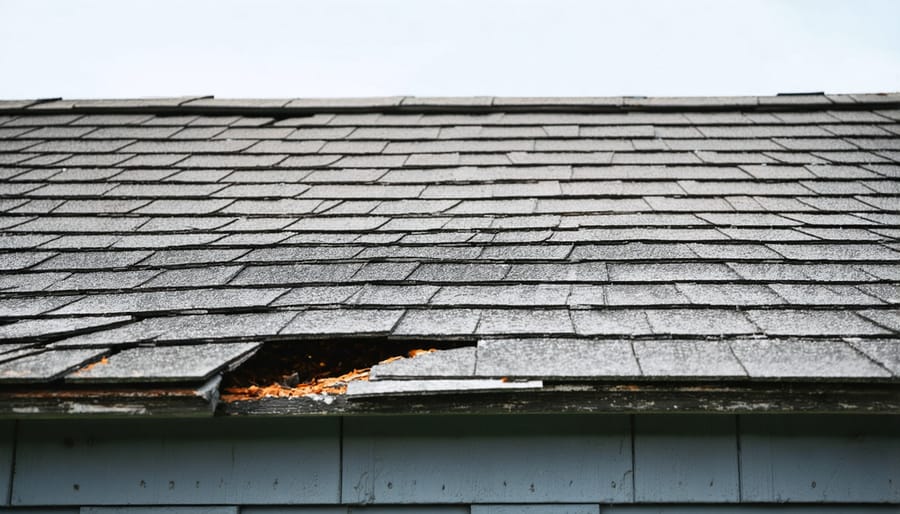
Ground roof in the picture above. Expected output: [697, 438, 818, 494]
[0, 93, 898, 416]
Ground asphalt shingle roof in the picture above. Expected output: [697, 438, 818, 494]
[0, 94, 898, 414]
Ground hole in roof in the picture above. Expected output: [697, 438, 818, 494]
[221, 338, 473, 401]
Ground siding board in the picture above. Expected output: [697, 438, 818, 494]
[0, 422, 14, 506]
[11, 418, 340, 505]
[633, 415, 739, 502]
[739, 415, 900, 502]
[342, 415, 632, 504]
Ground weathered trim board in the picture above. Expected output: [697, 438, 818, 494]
[2, 415, 898, 507]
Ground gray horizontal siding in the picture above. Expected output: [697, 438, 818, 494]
[4, 415, 899, 506]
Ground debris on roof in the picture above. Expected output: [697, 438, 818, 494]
[0, 94, 898, 416]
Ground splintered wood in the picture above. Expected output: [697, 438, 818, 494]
[221, 348, 435, 401]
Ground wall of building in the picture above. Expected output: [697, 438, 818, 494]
[1, 414, 898, 512]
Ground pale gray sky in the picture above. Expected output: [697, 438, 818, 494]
[1, 0, 899, 99]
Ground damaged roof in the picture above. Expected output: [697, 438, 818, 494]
[0, 93, 898, 416]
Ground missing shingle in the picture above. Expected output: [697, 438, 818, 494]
[220, 339, 472, 401]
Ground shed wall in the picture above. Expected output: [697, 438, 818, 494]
[3, 414, 898, 511]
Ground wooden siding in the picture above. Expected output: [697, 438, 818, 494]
[4, 415, 899, 508]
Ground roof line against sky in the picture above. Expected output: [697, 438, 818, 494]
[2, 92, 900, 116]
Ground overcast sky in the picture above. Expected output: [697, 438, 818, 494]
[1, 0, 899, 99]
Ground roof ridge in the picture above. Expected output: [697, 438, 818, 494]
[2, 92, 899, 116]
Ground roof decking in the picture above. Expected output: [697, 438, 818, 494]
[0, 94, 898, 415]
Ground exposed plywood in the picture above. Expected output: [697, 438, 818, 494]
[633, 415, 739, 502]
[12, 418, 340, 505]
[739, 415, 900, 502]
[342, 415, 632, 504]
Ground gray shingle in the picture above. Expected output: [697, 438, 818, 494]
[730, 339, 891, 379]
[270, 285, 361, 306]
[768, 243, 900, 261]
[45, 270, 159, 291]
[0, 348, 109, 383]
[34, 250, 151, 270]
[54, 287, 286, 315]
[572, 310, 651, 336]
[608, 263, 739, 282]
[67, 342, 259, 383]
[431, 284, 570, 307]
[571, 243, 696, 261]
[350, 261, 419, 281]
[351, 284, 439, 305]
[848, 340, 900, 376]
[504, 262, 608, 282]
[645, 309, 758, 335]
[604, 284, 689, 306]
[409, 263, 509, 282]
[370, 346, 476, 379]
[769, 284, 884, 305]
[179, 154, 286, 168]
[280, 308, 403, 336]
[232, 263, 361, 286]
[747, 310, 892, 336]
[141, 249, 247, 266]
[634, 340, 746, 378]
[0, 315, 131, 341]
[393, 309, 481, 336]
[139, 266, 242, 289]
[476, 309, 573, 335]
[51, 312, 296, 347]
[475, 338, 639, 379]
[857, 309, 900, 332]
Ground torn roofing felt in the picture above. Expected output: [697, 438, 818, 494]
[0, 93, 898, 415]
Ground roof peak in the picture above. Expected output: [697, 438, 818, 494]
[2, 92, 900, 116]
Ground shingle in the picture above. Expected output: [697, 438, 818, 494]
[730, 339, 891, 379]
[271, 285, 362, 306]
[286, 126, 352, 139]
[848, 340, 900, 376]
[27, 183, 117, 197]
[536, 198, 649, 213]
[231, 263, 362, 285]
[67, 342, 260, 383]
[645, 309, 758, 335]
[112, 233, 224, 249]
[768, 243, 900, 261]
[53, 287, 287, 315]
[280, 308, 403, 336]
[677, 283, 785, 306]
[857, 283, 900, 304]
[729, 262, 876, 282]
[687, 243, 781, 260]
[35, 250, 151, 271]
[508, 151, 612, 165]
[0, 315, 131, 341]
[139, 266, 242, 289]
[0, 295, 83, 316]
[392, 308, 481, 336]
[179, 154, 286, 168]
[746, 310, 891, 336]
[285, 216, 389, 232]
[138, 216, 236, 232]
[609, 262, 739, 281]
[238, 246, 362, 263]
[140, 248, 246, 266]
[51, 312, 296, 347]
[303, 168, 387, 182]
[371, 346, 476, 379]
[479, 245, 571, 260]
[740, 165, 815, 180]
[504, 262, 608, 282]
[134, 199, 232, 214]
[857, 309, 900, 332]
[39, 235, 120, 249]
[219, 199, 321, 215]
[0, 251, 56, 270]
[572, 310, 651, 336]
[409, 263, 509, 282]
[431, 284, 570, 307]
[476, 309, 572, 335]
[613, 152, 702, 164]
[212, 184, 311, 198]
[644, 197, 733, 212]
[106, 183, 225, 197]
[476, 338, 638, 379]
[330, 155, 407, 168]
[571, 243, 696, 261]
[769, 284, 884, 305]
[604, 284, 688, 305]
[302, 184, 423, 199]
[0, 348, 108, 383]
[351, 284, 439, 305]
[45, 264, 159, 291]
[634, 340, 746, 378]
